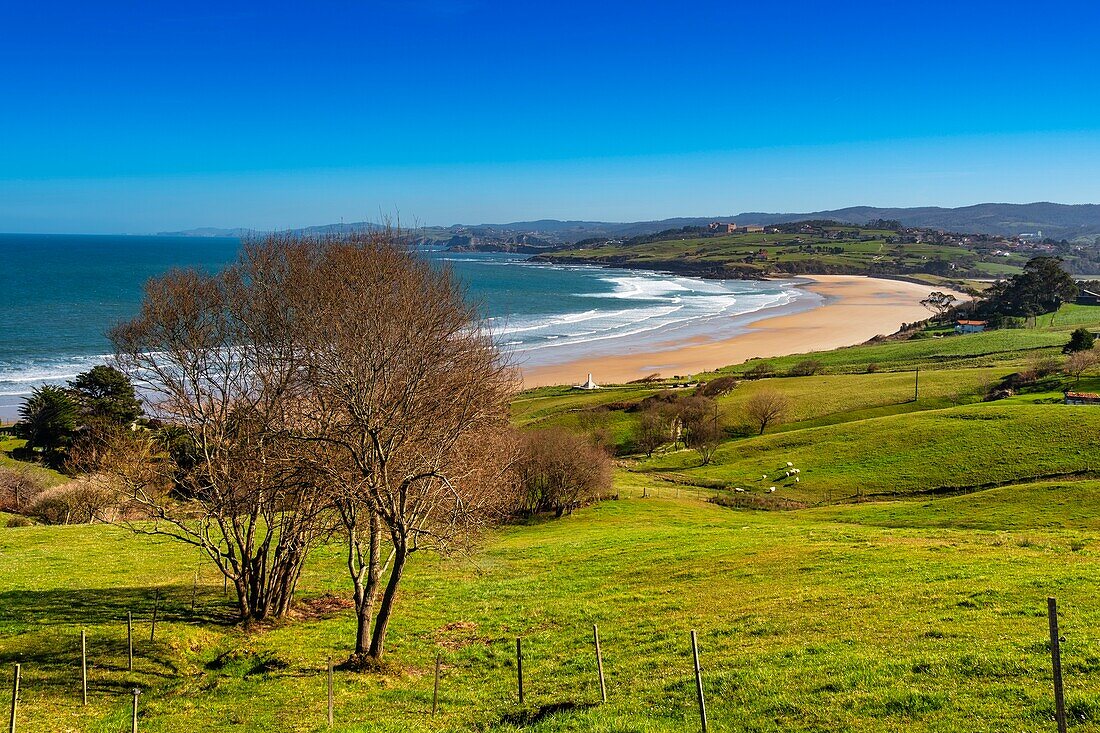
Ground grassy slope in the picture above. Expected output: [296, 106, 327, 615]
[0, 437, 68, 487]
[3, 492, 1100, 732]
[4, 308, 1100, 731]
[641, 402, 1100, 500]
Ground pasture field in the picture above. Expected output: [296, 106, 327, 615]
[3, 489, 1100, 732]
[3, 304, 1100, 731]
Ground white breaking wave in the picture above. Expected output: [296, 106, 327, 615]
[0, 254, 807, 401]
[492, 266, 803, 358]
[0, 354, 115, 396]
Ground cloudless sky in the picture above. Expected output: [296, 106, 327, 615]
[2, 0, 1100, 232]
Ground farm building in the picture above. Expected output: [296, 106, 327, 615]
[955, 319, 988, 334]
[1065, 391, 1100, 406]
[1076, 289, 1100, 306]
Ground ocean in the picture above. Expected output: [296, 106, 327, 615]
[0, 233, 813, 418]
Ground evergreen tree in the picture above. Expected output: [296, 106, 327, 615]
[69, 365, 142, 425]
[1065, 327, 1096, 354]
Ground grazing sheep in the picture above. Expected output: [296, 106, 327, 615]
[795, 477, 800, 483]
[766, 487, 776, 493]
[762, 474, 767, 480]
[734, 487, 745, 493]
[786, 461, 794, 467]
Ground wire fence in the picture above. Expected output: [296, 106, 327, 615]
[5, 597, 1076, 732]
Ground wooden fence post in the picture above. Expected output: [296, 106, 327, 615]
[691, 630, 707, 733]
[127, 612, 134, 672]
[1048, 597, 1068, 733]
[516, 638, 524, 705]
[150, 590, 159, 643]
[81, 630, 87, 706]
[8, 663, 18, 733]
[593, 624, 607, 703]
[326, 656, 334, 728]
[131, 688, 140, 733]
[432, 652, 441, 717]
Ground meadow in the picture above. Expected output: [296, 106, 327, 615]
[2, 305, 1100, 731]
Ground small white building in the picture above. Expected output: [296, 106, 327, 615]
[574, 373, 600, 390]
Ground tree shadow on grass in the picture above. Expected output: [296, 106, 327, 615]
[0, 583, 239, 626]
[0, 584, 250, 701]
[0, 584, 239, 668]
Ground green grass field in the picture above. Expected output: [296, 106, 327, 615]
[3, 491, 1100, 732]
[3, 305, 1100, 731]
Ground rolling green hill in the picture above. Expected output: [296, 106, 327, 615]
[3, 306, 1100, 732]
[536, 224, 1029, 286]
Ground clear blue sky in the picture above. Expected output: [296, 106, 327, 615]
[2, 0, 1099, 233]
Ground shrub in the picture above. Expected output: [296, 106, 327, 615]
[697, 375, 739, 397]
[28, 477, 119, 525]
[866, 362, 879, 373]
[6, 515, 32, 528]
[0, 466, 47, 514]
[745, 361, 775, 379]
[515, 428, 613, 517]
[789, 359, 823, 377]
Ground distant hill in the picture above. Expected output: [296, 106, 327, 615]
[159, 202, 1100, 244]
[733, 203, 1100, 242]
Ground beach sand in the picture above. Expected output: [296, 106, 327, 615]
[521, 275, 961, 388]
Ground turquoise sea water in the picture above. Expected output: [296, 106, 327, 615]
[0, 233, 811, 417]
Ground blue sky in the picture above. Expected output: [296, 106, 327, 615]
[2, 0, 1099, 232]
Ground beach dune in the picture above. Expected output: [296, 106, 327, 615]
[521, 275, 960, 388]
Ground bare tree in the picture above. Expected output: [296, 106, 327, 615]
[281, 231, 520, 664]
[515, 427, 613, 516]
[634, 407, 669, 458]
[678, 396, 723, 465]
[744, 389, 791, 435]
[108, 255, 330, 622]
[1064, 349, 1100, 383]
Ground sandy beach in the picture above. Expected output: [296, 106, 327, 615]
[521, 275, 961, 388]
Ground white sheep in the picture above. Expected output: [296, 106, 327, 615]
[795, 477, 800, 483]
[762, 474, 768, 480]
[734, 487, 745, 493]
[766, 487, 776, 493]
[786, 461, 793, 467]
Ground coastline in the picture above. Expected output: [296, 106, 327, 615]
[520, 275, 957, 388]
[0, 272, 956, 421]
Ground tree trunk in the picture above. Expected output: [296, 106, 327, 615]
[353, 511, 384, 655]
[368, 544, 406, 660]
